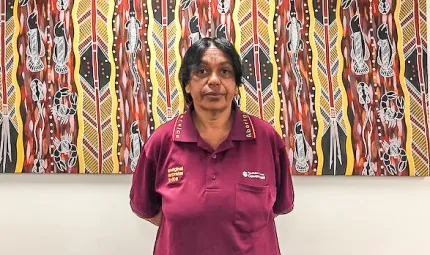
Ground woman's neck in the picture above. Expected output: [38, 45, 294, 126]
[192, 105, 233, 132]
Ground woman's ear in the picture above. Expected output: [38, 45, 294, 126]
[185, 84, 190, 94]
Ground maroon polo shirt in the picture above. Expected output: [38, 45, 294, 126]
[130, 105, 294, 255]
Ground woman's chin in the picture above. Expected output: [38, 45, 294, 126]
[198, 101, 232, 112]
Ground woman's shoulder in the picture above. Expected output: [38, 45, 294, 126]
[143, 115, 180, 154]
[245, 113, 285, 148]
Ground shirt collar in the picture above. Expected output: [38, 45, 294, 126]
[172, 104, 256, 143]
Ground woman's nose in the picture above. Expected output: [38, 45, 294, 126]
[207, 71, 221, 85]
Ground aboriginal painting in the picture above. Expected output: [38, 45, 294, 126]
[0, 0, 428, 176]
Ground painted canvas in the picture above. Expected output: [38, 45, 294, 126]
[0, 0, 427, 175]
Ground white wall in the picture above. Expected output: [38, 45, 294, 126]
[1, 175, 430, 255]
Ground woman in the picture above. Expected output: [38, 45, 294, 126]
[129, 37, 294, 255]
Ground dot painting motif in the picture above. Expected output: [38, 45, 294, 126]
[0, 0, 428, 176]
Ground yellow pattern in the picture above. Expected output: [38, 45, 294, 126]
[414, 156, 427, 176]
[77, 1, 88, 17]
[267, 0, 280, 135]
[6, 19, 13, 35]
[399, 0, 427, 171]
[97, 18, 108, 43]
[309, 1, 354, 175]
[258, 20, 269, 44]
[73, 0, 119, 174]
[6, 22, 15, 120]
[414, 132, 426, 151]
[233, 0, 244, 111]
[107, 0, 119, 174]
[397, 0, 418, 176]
[12, 0, 24, 173]
[335, 0, 353, 175]
[264, 1, 282, 131]
[149, 0, 183, 128]
[419, 0, 429, 175]
[246, 97, 259, 117]
[175, 0, 185, 114]
[257, 1, 271, 54]
[400, 0, 414, 16]
[241, 22, 253, 43]
[98, 0, 109, 13]
[235, 0, 249, 113]
[403, 22, 415, 42]
[263, 99, 275, 122]
[308, 0, 325, 175]
[79, 19, 92, 45]
[263, 100, 275, 121]
[73, 1, 86, 174]
[234, 0, 279, 128]
[419, 0, 426, 13]
[237, 0, 252, 19]
[419, 20, 426, 40]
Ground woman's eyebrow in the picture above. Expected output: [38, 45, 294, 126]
[199, 59, 232, 66]
[220, 63, 233, 68]
[219, 61, 233, 66]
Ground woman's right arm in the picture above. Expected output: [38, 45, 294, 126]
[130, 147, 163, 224]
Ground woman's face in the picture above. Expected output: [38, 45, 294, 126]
[185, 46, 238, 112]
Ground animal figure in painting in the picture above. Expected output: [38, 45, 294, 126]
[350, 15, 370, 75]
[294, 122, 311, 173]
[286, 0, 304, 98]
[125, 0, 143, 96]
[26, 11, 45, 73]
[53, 21, 70, 74]
[377, 24, 395, 78]
[129, 121, 144, 171]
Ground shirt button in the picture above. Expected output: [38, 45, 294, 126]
[211, 154, 217, 159]
[212, 175, 216, 180]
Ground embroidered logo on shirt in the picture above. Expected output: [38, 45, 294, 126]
[242, 171, 266, 180]
[242, 114, 254, 138]
[173, 114, 185, 140]
[168, 166, 184, 183]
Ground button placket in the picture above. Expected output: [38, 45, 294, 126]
[206, 152, 218, 188]
[211, 153, 216, 181]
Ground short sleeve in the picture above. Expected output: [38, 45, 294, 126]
[273, 139, 294, 215]
[129, 149, 161, 218]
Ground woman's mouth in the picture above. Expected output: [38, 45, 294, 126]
[204, 92, 223, 97]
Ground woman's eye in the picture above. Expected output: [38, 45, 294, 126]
[221, 69, 233, 75]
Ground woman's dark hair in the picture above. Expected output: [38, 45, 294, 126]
[179, 37, 243, 104]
